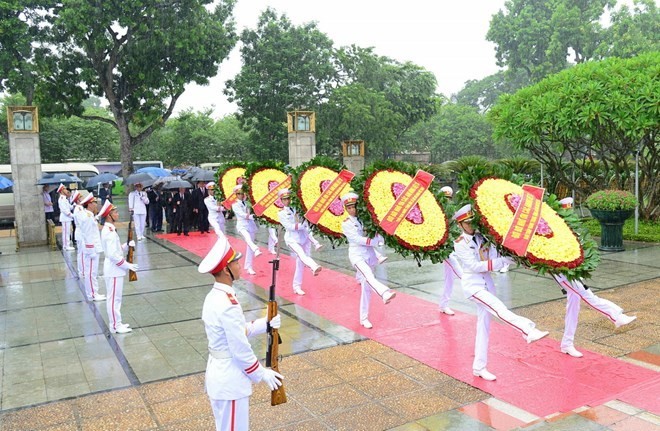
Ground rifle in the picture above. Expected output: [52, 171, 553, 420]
[265, 226, 286, 406]
[126, 217, 138, 282]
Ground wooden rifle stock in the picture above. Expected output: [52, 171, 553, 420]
[126, 218, 137, 282]
[265, 227, 286, 406]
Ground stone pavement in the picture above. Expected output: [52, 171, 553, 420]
[0, 198, 658, 430]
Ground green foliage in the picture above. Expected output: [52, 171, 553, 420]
[581, 217, 660, 242]
[595, 0, 660, 59]
[225, 9, 336, 162]
[585, 190, 637, 211]
[455, 69, 531, 112]
[489, 53, 659, 220]
[39, 114, 120, 162]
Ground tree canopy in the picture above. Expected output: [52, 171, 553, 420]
[489, 52, 659, 219]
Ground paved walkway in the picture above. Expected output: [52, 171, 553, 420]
[0, 198, 658, 430]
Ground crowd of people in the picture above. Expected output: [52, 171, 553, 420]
[50, 178, 639, 431]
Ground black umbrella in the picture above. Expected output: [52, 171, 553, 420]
[37, 172, 83, 185]
[162, 179, 193, 190]
[190, 169, 216, 182]
[86, 172, 120, 189]
[124, 172, 157, 186]
[182, 167, 203, 180]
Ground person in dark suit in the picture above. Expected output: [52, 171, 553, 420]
[173, 187, 193, 236]
[192, 182, 210, 233]
[147, 186, 164, 232]
[164, 190, 175, 233]
[98, 183, 113, 206]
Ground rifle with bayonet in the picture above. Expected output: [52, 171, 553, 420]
[266, 226, 286, 406]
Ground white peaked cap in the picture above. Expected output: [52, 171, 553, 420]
[198, 235, 242, 274]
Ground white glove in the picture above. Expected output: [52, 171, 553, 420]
[503, 256, 516, 266]
[128, 240, 136, 248]
[127, 263, 138, 272]
[269, 314, 281, 329]
[261, 368, 284, 391]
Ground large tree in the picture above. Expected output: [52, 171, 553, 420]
[225, 8, 336, 162]
[27, 0, 237, 180]
[489, 53, 659, 219]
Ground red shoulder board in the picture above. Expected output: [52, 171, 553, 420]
[454, 235, 464, 243]
[226, 292, 239, 305]
[109, 226, 114, 232]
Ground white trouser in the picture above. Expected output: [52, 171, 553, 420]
[208, 215, 225, 237]
[439, 255, 462, 308]
[354, 260, 390, 322]
[83, 252, 100, 300]
[470, 288, 536, 371]
[238, 229, 258, 270]
[105, 276, 125, 332]
[210, 397, 249, 431]
[555, 276, 623, 349]
[76, 238, 84, 277]
[268, 228, 278, 253]
[133, 213, 146, 238]
[286, 240, 319, 290]
[61, 221, 71, 248]
[308, 232, 320, 247]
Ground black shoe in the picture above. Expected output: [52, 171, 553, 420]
[184, 233, 189, 236]
[177, 233, 181, 236]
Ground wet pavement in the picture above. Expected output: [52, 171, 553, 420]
[0, 197, 658, 430]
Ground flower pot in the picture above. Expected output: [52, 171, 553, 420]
[589, 209, 633, 252]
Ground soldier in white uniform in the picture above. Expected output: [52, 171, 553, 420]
[550, 197, 636, 358]
[267, 227, 278, 254]
[78, 193, 105, 302]
[71, 191, 85, 279]
[57, 184, 75, 251]
[453, 204, 549, 381]
[438, 186, 462, 315]
[99, 200, 138, 334]
[341, 192, 396, 329]
[204, 182, 226, 237]
[199, 235, 283, 431]
[128, 183, 150, 241]
[231, 185, 262, 275]
[277, 189, 322, 295]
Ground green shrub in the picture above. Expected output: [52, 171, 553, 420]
[585, 190, 637, 211]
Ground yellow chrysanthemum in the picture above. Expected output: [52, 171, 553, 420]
[220, 167, 245, 199]
[366, 170, 448, 250]
[473, 178, 583, 267]
[298, 166, 352, 237]
[249, 168, 288, 225]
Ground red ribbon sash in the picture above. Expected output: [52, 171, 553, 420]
[252, 175, 292, 217]
[502, 185, 544, 255]
[379, 170, 435, 235]
[221, 193, 237, 210]
[305, 170, 355, 224]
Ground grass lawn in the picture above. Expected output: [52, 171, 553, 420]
[582, 217, 660, 243]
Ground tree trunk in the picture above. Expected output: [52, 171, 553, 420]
[116, 118, 134, 193]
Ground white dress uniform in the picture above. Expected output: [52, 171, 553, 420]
[128, 189, 149, 240]
[278, 205, 321, 293]
[342, 214, 395, 324]
[79, 207, 103, 300]
[101, 221, 131, 332]
[267, 227, 278, 254]
[454, 230, 543, 373]
[439, 253, 463, 310]
[205, 195, 226, 237]
[231, 198, 260, 271]
[203, 282, 269, 431]
[72, 200, 85, 278]
[58, 193, 74, 249]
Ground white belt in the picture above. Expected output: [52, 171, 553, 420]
[208, 349, 232, 359]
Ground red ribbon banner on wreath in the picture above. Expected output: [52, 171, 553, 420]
[379, 170, 435, 235]
[305, 169, 355, 224]
[252, 175, 292, 217]
[502, 184, 545, 255]
[221, 193, 237, 210]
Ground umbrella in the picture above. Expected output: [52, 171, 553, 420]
[136, 166, 171, 177]
[124, 172, 157, 186]
[182, 167, 203, 180]
[162, 179, 193, 190]
[0, 175, 12, 190]
[86, 172, 120, 189]
[152, 175, 181, 188]
[170, 168, 188, 175]
[37, 172, 83, 185]
[190, 169, 216, 182]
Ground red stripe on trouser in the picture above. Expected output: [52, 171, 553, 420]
[354, 263, 384, 298]
[445, 260, 461, 278]
[111, 278, 117, 330]
[230, 399, 236, 431]
[561, 280, 615, 322]
[472, 293, 527, 335]
[87, 258, 95, 297]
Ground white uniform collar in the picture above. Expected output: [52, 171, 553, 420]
[104, 221, 116, 229]
[212, 281, 235, 295]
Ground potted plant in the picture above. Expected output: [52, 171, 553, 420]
[585, 190, 637, 252]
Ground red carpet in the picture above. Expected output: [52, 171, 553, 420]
[159, 232, 659, 417]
